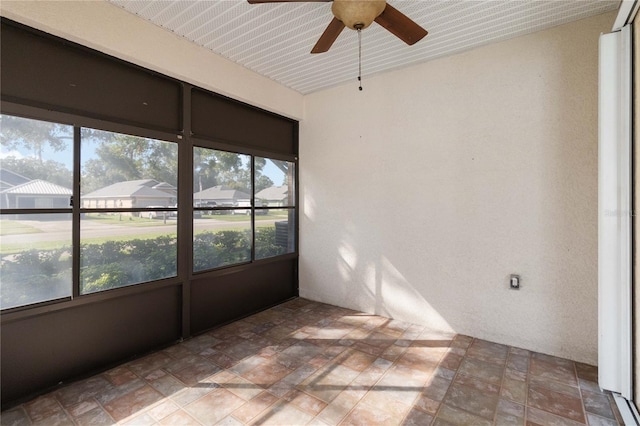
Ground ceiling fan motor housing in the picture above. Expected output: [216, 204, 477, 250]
[332, 0, 386, 30]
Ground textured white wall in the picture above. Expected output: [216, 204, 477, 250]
[0, 0, 304, 120]
[300, 11, 615, 364]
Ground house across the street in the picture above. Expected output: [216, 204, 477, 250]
[0, 179, 72, 209]
[193, 185, 250, 208]
[81, 179, 176, 209]
[255, 185, 290, 207]
[0, 169, 72, 211]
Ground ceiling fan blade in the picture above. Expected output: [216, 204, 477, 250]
[374, 3, 428, 46]
[311, 17, 345, 54]
[248, 0, 330, 3]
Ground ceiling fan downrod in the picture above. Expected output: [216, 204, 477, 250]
[357, 25, 363, 91]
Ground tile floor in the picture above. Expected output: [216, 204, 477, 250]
[1, 298, 624, 426]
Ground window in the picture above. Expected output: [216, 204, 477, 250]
[80, 129, 178, 294]
[192, 150, 297, 271]
[0, 113, 297, 309]
[193, 147, 252, 271]
[255, 157, 296, 260]
[0, 115, 73, 309]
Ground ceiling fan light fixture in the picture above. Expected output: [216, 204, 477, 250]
[331, 0, 386, 30]
[247, 0, 427, 54]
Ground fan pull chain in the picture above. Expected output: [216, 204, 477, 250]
[357, 27, 363, 91]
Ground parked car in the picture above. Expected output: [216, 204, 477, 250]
[146, 205, 201, 219]
[145, 207, 169, 219]
[232, 199, 267, 215]
[195, 201, 217, 215]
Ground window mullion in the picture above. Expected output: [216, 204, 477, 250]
[251, 156, 256, 262]
[180, 84, 192, 339]
[72, 126, 81, 299]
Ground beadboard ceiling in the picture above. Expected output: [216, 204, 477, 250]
[108, 0, 619, 94]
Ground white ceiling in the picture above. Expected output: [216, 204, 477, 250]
[108, 0, 619, 94]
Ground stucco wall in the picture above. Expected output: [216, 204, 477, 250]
[0, 0, 304, 120]
[300, 11, 615, 364]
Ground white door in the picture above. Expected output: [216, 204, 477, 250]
[598, 25, 633, 401]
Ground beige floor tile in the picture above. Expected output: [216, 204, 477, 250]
[184, 388, 245, 425]
[7, 299, 622, 426]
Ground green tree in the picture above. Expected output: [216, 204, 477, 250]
[147, 140, 178, 186]
[253, 157, 273, 192]
[255, 175, 274, 193]
[0, 115, 71, 163]
[193, 148, 253, 193]
[82, 131, 177, 193]
[1, 114, 277, 196]
[0, 156, 72, 187]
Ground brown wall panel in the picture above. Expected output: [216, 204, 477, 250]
[1, 286, 181, 404]
[191, 89, 296, 155]
[191, 259, 297, 333]
[0, 20, 182, 132]
[0, 19, 298, 408]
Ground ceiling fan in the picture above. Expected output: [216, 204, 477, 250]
[247, 0, 428, 54]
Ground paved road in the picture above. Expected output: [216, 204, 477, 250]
[1, 217, 285, 246]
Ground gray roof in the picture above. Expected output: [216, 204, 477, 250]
[256, 185, 288, 201]
[152, 182, 177, 194]
[1, 179, 72, 195]
[0, 169, 31, 189]
[193, 185, 250, 201]
[83, 180, 175, 199]
[124, 179, 159, 188]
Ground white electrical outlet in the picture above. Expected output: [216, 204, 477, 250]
[510, 274, 520, 289]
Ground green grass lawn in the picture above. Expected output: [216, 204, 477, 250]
[0, 221, 42, 236]
[84, 213, 286, 224]
[1, 214, 290, 255]
[1, 240, 71, 255]
[82, 232, 178, 246]
[201, 214, 249, 222]
[0, 232, 180, 255]
[201, 213, 287, 222]
[83, 214, 171, 227]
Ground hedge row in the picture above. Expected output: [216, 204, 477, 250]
[1, 228, 288, 308]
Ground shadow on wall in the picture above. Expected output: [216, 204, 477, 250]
[335, 237, 453, 334]
[300, 192, 455, 337]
